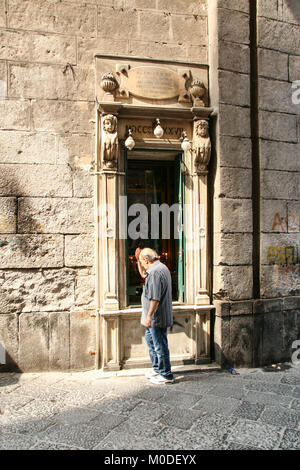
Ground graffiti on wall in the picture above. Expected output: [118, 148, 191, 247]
[272, 212, 300, 232]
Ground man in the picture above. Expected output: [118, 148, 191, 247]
[136, 247, 174, 384]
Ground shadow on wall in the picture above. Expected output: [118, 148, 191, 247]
[284, 0, 300, 22]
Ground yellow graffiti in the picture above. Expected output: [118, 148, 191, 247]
[267, 246, 296, 265]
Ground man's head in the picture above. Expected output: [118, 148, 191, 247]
[139, 248, 159, 270]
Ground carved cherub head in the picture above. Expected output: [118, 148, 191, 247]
[195, 120, 209, 138]
[103, 114, 117, 134]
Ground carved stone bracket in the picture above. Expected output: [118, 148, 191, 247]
[101, 114, 119, 171]
[192, 119, 211, 174]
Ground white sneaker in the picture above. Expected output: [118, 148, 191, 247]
[145, 369, 159, 379]
[150, 375, 175, 385]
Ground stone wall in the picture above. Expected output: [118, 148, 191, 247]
[210, 0, 300, 367]
[0, 0, 208, 371]
[0, 0, 299, 371]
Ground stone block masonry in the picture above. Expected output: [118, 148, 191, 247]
[0, 0, 209, 371]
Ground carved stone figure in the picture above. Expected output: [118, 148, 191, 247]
[193, 120, 211, 173]
[100, 72, 119, 96]
[102, 114, 119, 169]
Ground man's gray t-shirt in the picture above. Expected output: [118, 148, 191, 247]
[141, 260, 173, 328]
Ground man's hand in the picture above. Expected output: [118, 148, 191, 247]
[145, 300, 159, 328]
[144, 314, 152, 328]
[135, 247, 141, 261]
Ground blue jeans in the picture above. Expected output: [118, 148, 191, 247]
[145, 327, 173, 380]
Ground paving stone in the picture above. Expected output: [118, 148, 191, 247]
[293, 387, 300, 399]
[0, 394, 33, 412]
[232, 401, 265, 421]
[157, 390, 201, 409]
[39, 414, 126, 450]
[0, 432, 39, 450]
[192, 395, 241, 416]
[191, 413, 238, 441]
[279, 428, 300, 450]
[95, 430, 167, 450]
[260, 406, 300, 429]
[53, 407, 103, 426]
[31, 440, 81, 450]
[88, 394, 142, 417]
[209, 384, 247, 400]
[111, 416, 164, 439]
[280, 375, 300, 386]
[291, 399, 300, 411]
[157, 427, 226, 450]
[0, 409, 57, 435]
[127, 401, 170, 423]
[243, 380, 295, 397]
[226, 419, 282, 450]
[244, 390, 293, 408]
[159, 407, 203, 430]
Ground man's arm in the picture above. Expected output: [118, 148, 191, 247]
[145, 299, 159, 328]
[137, 259, 147, 278]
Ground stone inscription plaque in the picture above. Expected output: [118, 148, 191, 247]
[126, 66, 180, 100]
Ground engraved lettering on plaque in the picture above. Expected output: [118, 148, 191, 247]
[120, 66, 180, 100]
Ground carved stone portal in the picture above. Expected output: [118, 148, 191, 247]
[193, 119, 211, 173]
[102, 114, 119, 170]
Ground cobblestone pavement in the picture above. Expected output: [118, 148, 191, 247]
[0, 363, 300, 450]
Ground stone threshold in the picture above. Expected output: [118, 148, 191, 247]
[94, 362, 221, 379]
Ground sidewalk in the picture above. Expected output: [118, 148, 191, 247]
[0, 363, 299, 450]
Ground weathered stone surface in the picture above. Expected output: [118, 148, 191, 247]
[261, 311, 285, 364]
[230, 301, 253, 316]
[70, 311, 96, 370]
[0, 268, 75, 314]
[254, 298, 283, 314]
[289, 55, 300, 82]
[8, 0, 97, 35]
[77, 37, 128, 66]
[215, 198, 253, 233]
[219, 42, 250, 74]
[158, 0, 207, 14]
[0, 131, 56, 164]
[128, 40, 187, 62]
[19, 312, 49, 371]
[18, 198, 94, 234]
[125, 0, 156, 9]
[219, 70, 250, 107]
[75, 272, 95, 309]
[219, 104, 251, 138]
[49, 312, 70, 370]
[258, 17, 300, 55]
[0, 61, 6, 94]
[218, 136, 252, 168]
[0, 197, 16, 233]
[0, 314, 18, 371]
[57, 133, 93, 166]
[0, 30, 76, 64]
[283, 296, 300, 311]
[171, 14, 207, 44]
[259, 48, 288, 81]
[257, 0, 278, 19]
[229, 316, 254, 366]
[9, 64, 94, 101]
[260, 140, 300, 172]
[97, 7, 139, 40]
[0, 0, 6, 27]
[261, 265, 300, 298]
[139, 11, 171, 42]
[0, 235, 64, 268]
[214, 233, 252, 265]
[261, 232, 300, 265]
[262, 199, 288, 233]
[186, 44, 208, 63]
[218, 9, 249, 44]
[213, 265, 253, 300]
[216, 167, 252, 199]
[73, 168, 94, 198]
[279, 0, 300, 25]
[65, 235, 94, 267]
[218, 0, 249, 13]
[287, 202, 300, 233]
[213, 314, 230, 365]
[32, 101, 95, 134]
[262, 170, 300, 200]
[259, 78, 299, 114]
[0, 100, 30, 130]
[0, 164, 72, 197]
[259, 111, 298, 142]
